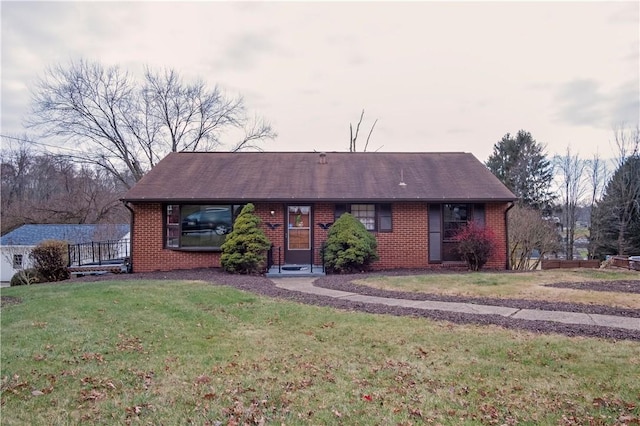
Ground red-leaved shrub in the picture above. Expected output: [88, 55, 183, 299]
[455, 221, 497, 271]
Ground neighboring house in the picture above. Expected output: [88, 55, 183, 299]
[0, 224, 130, 282]
[122, 152, 516, 273]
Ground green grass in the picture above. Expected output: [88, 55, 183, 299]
[358, 269, 640, 308]
[2, 279, 639, 424]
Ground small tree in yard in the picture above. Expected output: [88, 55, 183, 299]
[221, 203, 271, 274]
[29, 240, 70, 282]
[455, 222, 497, 271]
[509, 205, 561, 270]
[324, 213, 379, 273]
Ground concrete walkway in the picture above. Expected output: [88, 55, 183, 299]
[271, 277, 640, 332]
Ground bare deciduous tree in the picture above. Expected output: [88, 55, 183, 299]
[508, 205, 560, 270]
[28, 59, 276, 188]
[1, 137, 128, 234]
[586, 151, 608, 258]
[349, 109, 379, 152]
[555, 146, 587, 260]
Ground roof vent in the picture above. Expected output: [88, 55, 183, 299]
[319, 152, 327, 164]
[399, 169, 407, 187]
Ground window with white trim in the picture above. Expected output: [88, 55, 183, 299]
[13, 254, 23, 269]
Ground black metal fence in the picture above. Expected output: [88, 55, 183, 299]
[68, 239, 130, 268]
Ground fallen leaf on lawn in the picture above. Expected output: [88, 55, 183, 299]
[194, 374, 211, 385]
[409, 407, 423, 417]
[125, 404, 152, 417]
[417, 347, 430, 357]
[81, 352, 105, 363]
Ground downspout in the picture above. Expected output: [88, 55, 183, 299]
[123, 201, 134, 273]
[504, 201, 515, 270]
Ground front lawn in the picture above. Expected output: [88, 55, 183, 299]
[1, 279, 639, 424]
[356, 269, 640, 308]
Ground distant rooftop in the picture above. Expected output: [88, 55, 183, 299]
[1, 224, 130, 246]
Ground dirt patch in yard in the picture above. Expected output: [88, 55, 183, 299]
[0, 296, 22, 308]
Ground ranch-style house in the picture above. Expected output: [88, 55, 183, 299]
[121, 152, 516, 273]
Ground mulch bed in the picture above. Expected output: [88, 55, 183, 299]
[546, 280, 640, 294]
[4, 268, 640, 341]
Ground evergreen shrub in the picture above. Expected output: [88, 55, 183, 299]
[324, 213, 378, 273]
[221, 203, 271, 274]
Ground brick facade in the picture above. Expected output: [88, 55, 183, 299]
[483, 203, 510, 269]
[130, 201, 511, 273]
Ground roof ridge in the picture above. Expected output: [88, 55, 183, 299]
[171, 151, 470, 154]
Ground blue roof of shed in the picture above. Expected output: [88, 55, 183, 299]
[1, 224, 129, 246]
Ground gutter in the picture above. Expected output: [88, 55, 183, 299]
[122, 201, 135, 273]
[504, 202, 515, 270]
[121, 197, 518, 204]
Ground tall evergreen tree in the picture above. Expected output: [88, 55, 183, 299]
[591, 156, 640, 258]
[486, 130, 555, 211]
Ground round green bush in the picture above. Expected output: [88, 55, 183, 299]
[323, 213, 379, 273]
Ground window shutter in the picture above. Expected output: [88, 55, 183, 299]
[474, 204, 485, 227]
[378, 204, 392, 232]
[334, 204, 347, 221]
[428, 204, 442, 262]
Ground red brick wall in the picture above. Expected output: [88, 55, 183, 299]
[130, 201, 510, 272]
[483, 203, 510, 269]
[254, 203, 285, 265]
[367, 202, 508, 270]
[373, 202, 428, 269]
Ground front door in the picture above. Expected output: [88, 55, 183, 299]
[286, 205, 312, 264]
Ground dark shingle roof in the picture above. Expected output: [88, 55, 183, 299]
[1, 224, 130, 246]
[122, 152, 516, 203]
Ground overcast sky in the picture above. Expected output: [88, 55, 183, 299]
[1, 1, 638, 163]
